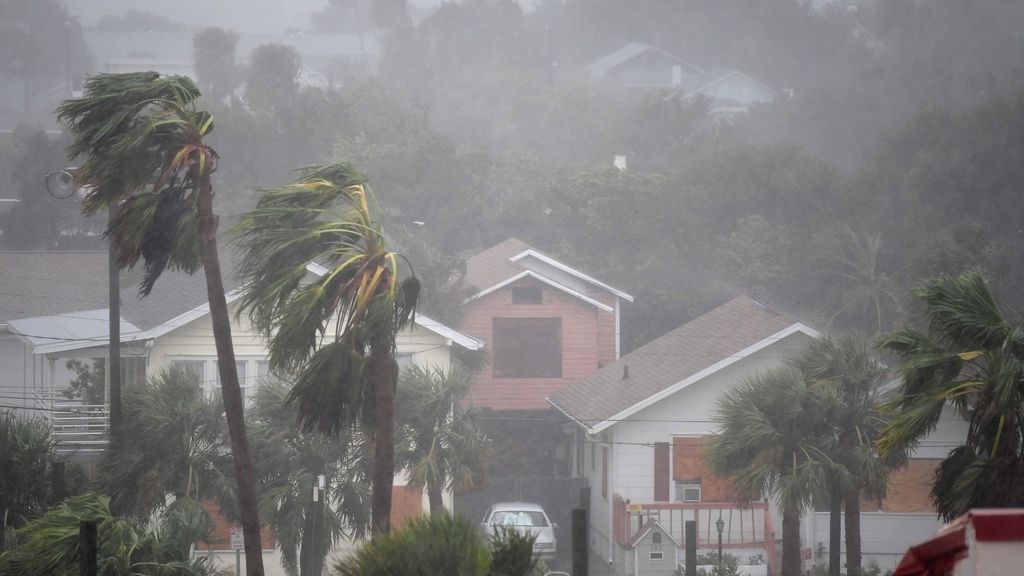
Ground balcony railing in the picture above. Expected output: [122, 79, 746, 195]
[32, 391, 109, 455]
[612, 494, 777, 573]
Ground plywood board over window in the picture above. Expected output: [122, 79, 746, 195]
[492, 318, 562, 378]
[672, 436, 733, 502]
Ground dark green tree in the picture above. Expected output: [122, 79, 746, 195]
[879, 271, 1024, 519]
[235, 163, 419, 536]
[706, 367, 832, 576]
[250, 379, 372, 576]
[395, 364, 491, 514]
[57, 72, 265, 575]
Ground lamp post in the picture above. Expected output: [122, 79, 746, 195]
[44, 169, 120, 448]
[715, 513, 725, 563]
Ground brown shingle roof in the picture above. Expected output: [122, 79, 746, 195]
[464, 237, 532, 292]
[548, 296, 805, 428]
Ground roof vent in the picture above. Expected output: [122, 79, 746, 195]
[622, 365, 629, 380]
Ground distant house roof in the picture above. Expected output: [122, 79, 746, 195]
[586, 43, 702, 79]
[464, 238, 633, 308]
[548, 296, 818, 433]
[0, 251, 114, 321]
[1, 250, 479, 354]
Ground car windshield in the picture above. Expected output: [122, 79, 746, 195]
[489, 511, 549, 527]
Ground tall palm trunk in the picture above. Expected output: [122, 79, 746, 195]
[844, 494, 862, 576]
[781, 505, 802, 576]
[828, 479, 842, 576]
[197, 174, 265, 576]
[371, 346, 395, 535]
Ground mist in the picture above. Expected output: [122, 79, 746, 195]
[2, 1, 1023, 575]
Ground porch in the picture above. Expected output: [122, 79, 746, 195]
[31, 390, 109, 455]
[612, 494, 777, 574]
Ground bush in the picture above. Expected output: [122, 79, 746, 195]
[334, 514, 541, 576]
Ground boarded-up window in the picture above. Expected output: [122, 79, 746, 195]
[512, 285, 543, 304]
[878, 459, 940, 513]
[493, 318, 562, 378]
[654, 442, 670, 501]
[672, 436, 732, 502]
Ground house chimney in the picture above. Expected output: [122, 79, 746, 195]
[622, 365, 629, 380]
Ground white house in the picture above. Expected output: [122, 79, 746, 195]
[0, 249, 483, 575]
[548, 296, 970, 574]
[586, 43, 777, 114]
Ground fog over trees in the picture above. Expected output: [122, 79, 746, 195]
[5, 0, 1022, 349]
[2, 1, 1024, 572]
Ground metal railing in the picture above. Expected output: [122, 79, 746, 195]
[612, 494, 777, 573]
[32, 391, 109, 454]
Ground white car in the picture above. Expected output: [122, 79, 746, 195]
[481, 502, 558, 562]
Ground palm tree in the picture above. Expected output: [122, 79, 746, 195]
[0, 493, 221, 575]
[96, 367, 232, 521]
[0, 411, 78, 545]
[878, 270, 1024, 519]
[705, 367, 832, 576]
[249, 379, 373, 576]
[795, 337, 900, 576]
[234, 163, 419, 535]
[395, 364, 492, 514]
[825, 230, 902, 335]
[57, 71, 264, 574]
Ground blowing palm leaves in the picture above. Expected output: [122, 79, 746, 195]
[235, 163, 419, 535]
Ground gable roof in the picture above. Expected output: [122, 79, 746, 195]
[587, 43, 702, 78]
[680, 68, 776, 103]
[2, 250, 480, 354]
[629, 519, 680, 549]
[464, 238, 633, 307]
[548, 296, 818, 433]
[0, 251, 113, 322]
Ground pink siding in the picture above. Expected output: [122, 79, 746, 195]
[461, 278, 616, 410]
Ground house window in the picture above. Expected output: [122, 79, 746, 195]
[397, 353, 415, 371]
[652, 533, 662, 544]
[492, 318, 562, 378]
[676, 483, 702, 503]
[649, 552, 664, 560]
[511, 285, 542, 304]
[171, 360, 205, 387]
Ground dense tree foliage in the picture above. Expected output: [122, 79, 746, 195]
[879, 271, 1024, 520]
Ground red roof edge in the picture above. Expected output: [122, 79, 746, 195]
[893, 509, 1024, 576]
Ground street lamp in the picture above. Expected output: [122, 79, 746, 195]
[44, 168, 121, 447]
[715, 513, 725, 562]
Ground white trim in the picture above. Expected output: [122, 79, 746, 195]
[587, 322, 820, 434]
[466, 270, 614, 312]
[414, 313, 484, 350]
[305, 262, 483, 350]
[510, 249, 634, 302]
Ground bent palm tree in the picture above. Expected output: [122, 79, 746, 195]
[235, 163, 419, 535]
[705, 367, 832, 576]
[795, 337, 899, 576]
[878, 271, 1024, 519]
[57, 72, 264, 574]
[395, 364, 491, 514]
[250, 379, 373, 576]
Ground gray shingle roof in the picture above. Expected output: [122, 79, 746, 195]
[0, 250, 242, 331]
[548, 296, 804, 428]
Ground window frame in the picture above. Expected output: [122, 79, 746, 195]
[491, 317, 562, 379]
